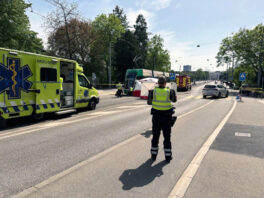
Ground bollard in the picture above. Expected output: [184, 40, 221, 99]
[236, 94, 242, 102]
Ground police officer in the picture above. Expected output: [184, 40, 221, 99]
[148, 76, 177, 162]
[116, 82, 123, 97]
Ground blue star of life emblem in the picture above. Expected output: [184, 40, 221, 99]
[0, 58, 33, 99]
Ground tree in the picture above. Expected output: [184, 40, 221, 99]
[146, 35, 171, 72]
[91, 14, 125, 83]
[114, 30, 137, 82]
[112, 6, 129, 29]
[45, 0, 79, 59]
[48, 18, 97, 76]
[195, 69, 205, 80]
[216, 24, 264, 88]
[134, 14, 148, 68]
[0, 0, 43, 52]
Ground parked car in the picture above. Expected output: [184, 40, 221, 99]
[202, 84, 229, 98]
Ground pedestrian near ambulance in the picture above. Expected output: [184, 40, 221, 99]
[147, 76, 177, 162]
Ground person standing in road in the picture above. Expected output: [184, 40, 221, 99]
[116, 82, 123, 97]
[147, 76, 177, 162]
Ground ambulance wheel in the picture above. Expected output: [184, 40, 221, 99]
[88, 99, 97, 110]
[32, 113, 45, 121]
[0, 117, 7, 129]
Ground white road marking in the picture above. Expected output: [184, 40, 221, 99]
[235, 132, 251, 137]
[177, 100, 214, 119]
[168, 100, 237, 198]
[13, 100, 215, 198]
[0, 106, 145, 140]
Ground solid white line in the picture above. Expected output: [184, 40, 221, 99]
[13, 100, 215, 198]
[0, 107, 145, 141]
[177, 100, 214, 119]
[168, 100, 237, 198]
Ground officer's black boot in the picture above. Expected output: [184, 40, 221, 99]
[151, 146, 158, 161]
[164, 148, 172, 162]
[165, 155, 172, 162]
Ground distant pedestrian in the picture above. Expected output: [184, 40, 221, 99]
[116, 82, 123, 97]
[147, 76, 177, 162]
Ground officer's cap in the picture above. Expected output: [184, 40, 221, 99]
[158, 76, 166, 84]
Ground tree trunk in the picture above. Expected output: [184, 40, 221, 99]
[258, 66, 263, 88]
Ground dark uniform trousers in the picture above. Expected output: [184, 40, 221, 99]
[151, 112, 172, 158]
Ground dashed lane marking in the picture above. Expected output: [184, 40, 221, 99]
[168, 99, 237, 198]
[13, 100, 216, 198]
[195, 96, 202, 99]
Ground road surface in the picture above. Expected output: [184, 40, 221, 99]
[0, 83, 263, 198]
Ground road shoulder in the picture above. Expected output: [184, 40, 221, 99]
[184, 97, 264, 198]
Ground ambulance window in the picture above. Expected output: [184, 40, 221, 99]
[41, 68, 57, 82]
[78, 75, 89, 88]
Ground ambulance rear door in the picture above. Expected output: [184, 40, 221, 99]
[0, 50, 34, 118]
[35, 58, 60, 114]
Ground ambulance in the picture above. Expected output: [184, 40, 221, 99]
[0, 48, 99, 127]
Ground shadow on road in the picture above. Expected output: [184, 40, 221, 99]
[141, 130, 152, 138]
[119, 159, 168, 190]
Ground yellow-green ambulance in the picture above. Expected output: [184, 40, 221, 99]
[0, 48, 99, 127]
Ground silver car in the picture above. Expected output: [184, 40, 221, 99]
[202, 85, 229, 98]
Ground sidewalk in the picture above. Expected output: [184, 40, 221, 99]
[185, 97, 264, 198]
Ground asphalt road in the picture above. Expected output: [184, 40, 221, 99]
[0, 82, 236, 198]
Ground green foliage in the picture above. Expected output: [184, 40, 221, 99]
[134, 14, 148, 68]
[0, 0, 43, 52]
[146, 35, 171, 72]
[182, 69, 209, 81]
[217, 24, 264, 87]
[91, 14, 125, 82]
[114, 30, 137, 82]
[112, 6, 129, 29]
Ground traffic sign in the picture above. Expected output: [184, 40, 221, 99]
[239, 73, 246, 81]
[170, 73, 176, 80]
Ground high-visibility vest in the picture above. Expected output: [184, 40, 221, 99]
[130, 87, 133, 92]
[152, 87, 172, 111]
[60, 77, 63, 91]
[117, 84, 122, 90]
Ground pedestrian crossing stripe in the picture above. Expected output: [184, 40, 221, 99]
[186, 95, 194, 99]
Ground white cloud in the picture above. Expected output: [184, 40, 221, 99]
[27, 11, 48, 47]
[127, 9, 155, 29]
[156, 30, 222, 71]
[136, 0, 172, 11]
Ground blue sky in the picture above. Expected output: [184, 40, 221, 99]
[27, 0, 264, 71]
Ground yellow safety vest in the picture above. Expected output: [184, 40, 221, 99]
[117, 84, 122, 90]
[60, 77, 63, 91]
[152, 87, 172, 111]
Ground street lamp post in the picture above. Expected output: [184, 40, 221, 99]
[108, 30, 114, 88]
[109, 41, 112, 88]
